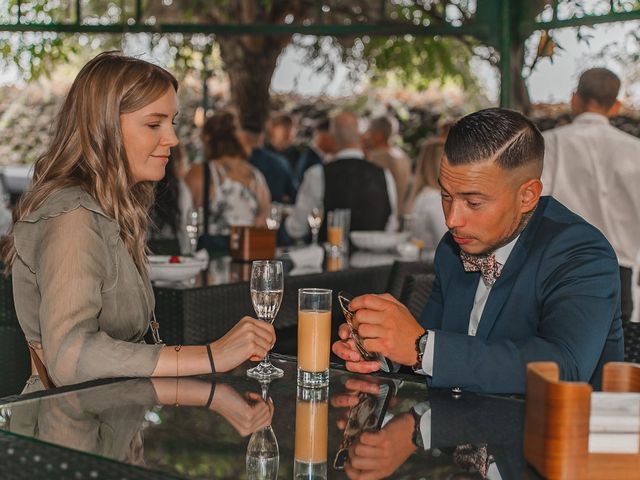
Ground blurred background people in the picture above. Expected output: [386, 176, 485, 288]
[186, 110, 271, 235]
[541, 68, 640, 323]
[239, 119, 296, 204]
[406, 137, 448, 250]
[284, 110, 397, 242]
[264, 111, 300, 175]
[294, 115, 336, 187]
[148, 145, 192, 254]
[363, 115, 412, 217]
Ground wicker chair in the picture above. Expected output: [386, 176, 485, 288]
[399, 273, 435, 319]
[385, 260, 434, 300]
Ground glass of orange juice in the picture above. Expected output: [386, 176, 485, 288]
[327, 209, 350, 253]
[294, 387, 328, 479]
[297, 288, 332, 388]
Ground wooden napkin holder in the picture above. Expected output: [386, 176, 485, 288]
[229, 226, 276, 261]
[524, 361, 640, 479]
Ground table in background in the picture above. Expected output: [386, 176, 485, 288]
[0, 355, 542, 479]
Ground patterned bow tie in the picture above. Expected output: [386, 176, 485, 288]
[460, 251, 502, 286]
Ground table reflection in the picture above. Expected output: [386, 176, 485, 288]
[0, 358, 539, 479]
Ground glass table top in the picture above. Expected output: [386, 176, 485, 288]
[0, 356, 540, 479]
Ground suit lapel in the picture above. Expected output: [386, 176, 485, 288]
[474, 198, 548, 339]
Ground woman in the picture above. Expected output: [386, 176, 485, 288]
[0, 52, 274, 392]
[407, 137, 448, 250]
[185, 110, 271, 234]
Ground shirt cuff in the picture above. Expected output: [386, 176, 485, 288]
[412, 402, 431, 451]
[414, 330, 435, 376]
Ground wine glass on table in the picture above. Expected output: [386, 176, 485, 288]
[246, 423, 279, 480]
[247, 260, 284, 380]
[307, 207, 323, 245]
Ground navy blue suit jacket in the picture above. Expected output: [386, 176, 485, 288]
[249, 147, 296, 203]
[418, 196, 624, 394]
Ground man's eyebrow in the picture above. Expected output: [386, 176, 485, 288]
[437, 180, 491, 198]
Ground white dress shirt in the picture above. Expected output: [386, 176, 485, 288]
[541, 112, 640, 268]
[421, 236, 520, 375]
[284, 148, 398, 239]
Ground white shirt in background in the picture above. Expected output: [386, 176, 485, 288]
[285, 148, 398, 239]
[411, 186, 448, 250]
[541, 112, 640, 268]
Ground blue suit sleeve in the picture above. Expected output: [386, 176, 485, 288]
[428, 223, 621, 394]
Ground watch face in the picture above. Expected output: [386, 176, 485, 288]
[418, 332, 428, 352]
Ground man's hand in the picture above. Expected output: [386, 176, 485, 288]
[350, 293, 424, 366]
[344, 412, 417, 480]
[332, 324, 382, 374]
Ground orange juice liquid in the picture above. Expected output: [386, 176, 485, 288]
[295, 398, 328, 462]
[327, 226, 343, 246]
[297, 310, 331, 372]
[326, 255, 342, 271]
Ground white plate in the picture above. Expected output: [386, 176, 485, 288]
[148, 255, 207, 282]
[350, 231, 410, 252]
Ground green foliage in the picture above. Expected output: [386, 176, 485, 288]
[363, 35, 480, 91]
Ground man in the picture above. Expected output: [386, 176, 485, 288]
[284, 111, 398, 242]
[541, 68, 640, 323]
[264, 112, 300, 175]
[239, 122, 296, 204]
[363, 115, 412, 216]
[332, 108, 623, 394]
[294, 115, 335, 187]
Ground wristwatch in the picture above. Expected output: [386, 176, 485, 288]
[412, 330, 429, 371]
[410, 407, 424, 449]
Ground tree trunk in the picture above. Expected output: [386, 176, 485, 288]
[217, 35, 290, 132]
[510, 41, 531, 114]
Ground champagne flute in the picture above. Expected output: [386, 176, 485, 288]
[246, 424, 279, 480]
[185, 207, 201, 255]
[307, 207, 323, 245]
[247, 260, 284, 380]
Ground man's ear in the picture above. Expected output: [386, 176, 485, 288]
[519, 178, 543, 213]
[606, 100, 621, 117]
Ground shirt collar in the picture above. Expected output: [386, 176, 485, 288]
[494, 235, 519, 266]
[334, 148, 365, 160]
[573, 112, 610, 125]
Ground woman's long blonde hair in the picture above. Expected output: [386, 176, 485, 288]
[1, 52, 178, 274]
[407, 137, 445, 211]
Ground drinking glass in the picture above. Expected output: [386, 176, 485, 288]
[297, 288, 332, 388]
[246, 425, 279, 480]
[185, 207, 201, 255]
[247, 260, 284, 380]
[266, 203, 283, 230]
[327, 209, 350, 253]
[307, 207, 323, 245]
[294, 387, 328, 480]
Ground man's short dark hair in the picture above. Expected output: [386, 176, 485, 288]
[444, 108, 544, 171]
[576, 68, 620, 110]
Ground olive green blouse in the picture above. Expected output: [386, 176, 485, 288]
[12, 187, 163, 387]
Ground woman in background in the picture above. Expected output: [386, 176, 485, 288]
[1, 52, 274, 392]
[185, 110, 271, 235]
[407, 137, 448, 250]
[148, 145, 193, 254]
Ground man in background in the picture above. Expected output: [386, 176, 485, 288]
[363, 115, 412, 216]
[264, 112, 300, 176]
[542, 67, 640, 323]
[294, 115, 335, 188]
[284, 110, 397, 242]
[239, 121, 296, 204]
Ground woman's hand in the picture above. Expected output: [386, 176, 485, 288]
[211, 385, 274, 436]
[210, 316, 275, 372]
